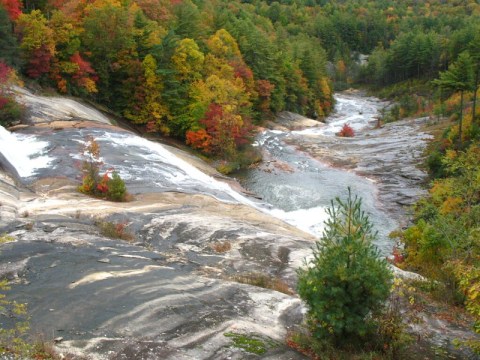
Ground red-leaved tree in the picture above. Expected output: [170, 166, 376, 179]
[26, 45, 52, 79]
[0, 61, 11, 84]
[0, 61, 12, 106]
[70, 52, 98, 92]
[0, 0, 21, 20]
[190, 102, 253, 157]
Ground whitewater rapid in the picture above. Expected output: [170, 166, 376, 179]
[0, 126, 53, 177]
[0, 90, 427, 254]
[238, 92, 417, 253]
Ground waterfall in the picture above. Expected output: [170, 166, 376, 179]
[0, 126, 52, 178]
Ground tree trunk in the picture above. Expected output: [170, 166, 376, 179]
[473, 69, 479, 124]
[459, 90, 464, 148]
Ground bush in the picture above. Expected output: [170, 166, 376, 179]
[96, 220, 134, 242]
[337, 123, 355, 137]
[0, 96, 23, 126]
[0, 62, 24, 127]
[78, 137, 129, 202]
[297, 188, 393, 347]
[215, 145, 262, 175]
[106, 172, 127, 202]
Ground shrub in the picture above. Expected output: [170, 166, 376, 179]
[0, 234, 14, 244]
[211, 241, 232, 253]
[0, 62, 24, 127]
[96, 220, 134, 242]
[78, 137, 129, 202]
[375, 278, 417, 358]
[337, 123, 355, 137]
[231, 272, 292, 295]
[0, 96, 23, 126]
[297, 188, 393, 347]
[452, 261, 480, 354]
[0, 280, 30, 356]
[106, 171, 127, 202]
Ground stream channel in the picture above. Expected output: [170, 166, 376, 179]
[236, 91, 433, 255]
[0, 89, 432, 256]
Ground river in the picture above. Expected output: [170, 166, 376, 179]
[0, 89, 431, 256]
[236, 91, 433, 255]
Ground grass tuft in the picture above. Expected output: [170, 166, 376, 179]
[230, 272, 293, 295]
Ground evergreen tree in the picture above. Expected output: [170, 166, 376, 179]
[81, 1, 136, 104]
[468, 34, 480, 124]
[0, 5, 19, 68]
[297, 189, 393, 346]
[433, 52, 475, 147]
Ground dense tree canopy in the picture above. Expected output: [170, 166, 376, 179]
[1, 0, 480, 159]
[1, 0, 480, 354]
[0, 0, 334, 160]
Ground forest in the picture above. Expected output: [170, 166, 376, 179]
[1, 0, 480, 357]
[1, 0, 479, 159]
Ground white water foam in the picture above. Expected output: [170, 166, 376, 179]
[294, 94, 381, 136]
[104, 132, 257, 205]
[269, 206, 329, 237]
[0, 126, 53, 177]
[100, 132, 326, 236]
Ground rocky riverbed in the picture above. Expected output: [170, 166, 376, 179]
[0, 87, 478, 359]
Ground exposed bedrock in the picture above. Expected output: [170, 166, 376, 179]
[0, 177, 312, 359]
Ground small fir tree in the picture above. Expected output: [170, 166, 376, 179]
[297, 188, 392, 347]
[433, 52, 475, 147]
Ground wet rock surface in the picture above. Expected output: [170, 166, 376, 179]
[239, 93, 432, 249]
[290, 116, 433, 221]
[273, 112, 324, 131]
[0, 88, 313, 358]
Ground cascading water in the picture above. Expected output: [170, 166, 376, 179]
[295, 93, 384, 136]
[1, 87, 258, 204]
[0, 124, 259, 207]
[238, 92, 430, 255]
[0, 89, 429, 256]
[0, 125, 53, 178]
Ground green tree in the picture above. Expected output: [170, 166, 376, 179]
[297, 189, 393, 346]
[0, 5, 19, 68]
[468, 34, 480, 124]
[171, 38, 204, 82]
[81, 0, 136, 104]
[124, 54, 169, 133]
[433, 52, 475, 147]
[17, 9, 55, 79]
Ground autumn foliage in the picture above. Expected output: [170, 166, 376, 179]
[186, 129, 212, 154]
[4, 0, 336, 162]
[0, 0, 344, 166]
[0, 62, 11, 83]
[0, 61, 23, 126]
[78, 138, 129, 202]
[0, 0, 21, 20]
[337, 123, 355, 137]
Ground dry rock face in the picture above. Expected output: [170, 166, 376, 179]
[0, 172, 312, 359]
